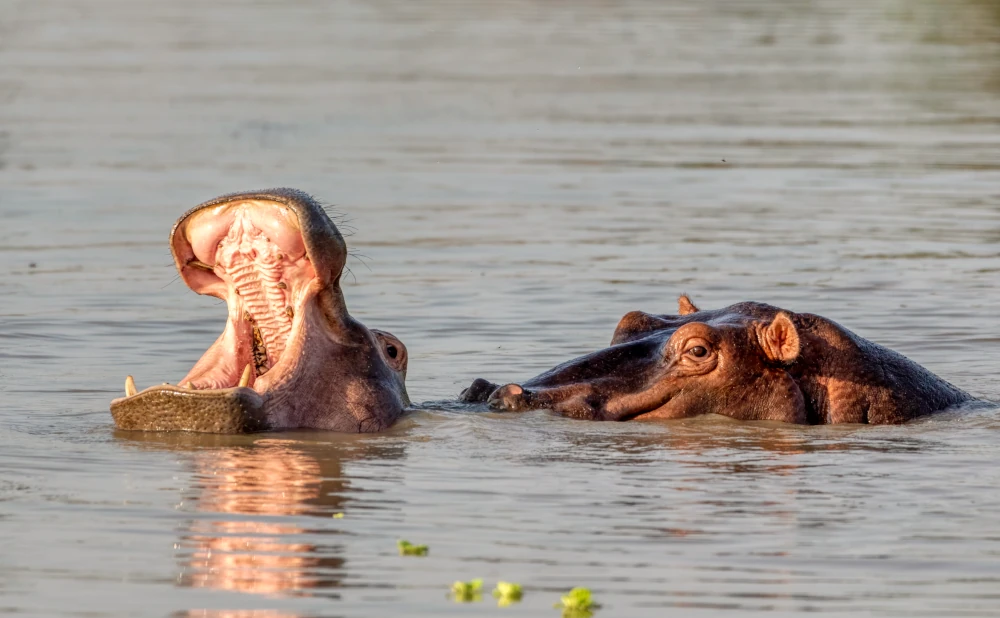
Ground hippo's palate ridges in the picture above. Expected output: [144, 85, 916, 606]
[221, 212, 294, 374]
[179, 202, 309, 390]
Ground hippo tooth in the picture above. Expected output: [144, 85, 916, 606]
[238, 364, 252, 388]
[125, 375, 137, 397]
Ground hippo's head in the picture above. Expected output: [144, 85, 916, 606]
[462, 296, 806, 423]
[111, 189, 409, 433]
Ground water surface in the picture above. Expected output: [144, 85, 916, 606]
[1, 0, 999, 616]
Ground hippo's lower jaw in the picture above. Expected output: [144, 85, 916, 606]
[109, 297, 328, 434]
[111, 189, 409, 434]
[482, 382, 699, 422]
[111, 384, 268, 433]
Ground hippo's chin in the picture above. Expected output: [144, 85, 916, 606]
[111, 189, 409, 434]
[622, 404, 678, 422]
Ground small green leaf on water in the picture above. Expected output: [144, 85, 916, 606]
[332, 512, 344, 519]
[450, 578, 483, 602]
[397, 540, 429, 556]
[556, 587, 599, 615]
[492, 581, 523, 606]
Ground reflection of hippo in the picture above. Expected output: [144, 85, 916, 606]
[461, 296, 972, 425]
[111, 189, 409, 433]
[116, 431, 407, 599]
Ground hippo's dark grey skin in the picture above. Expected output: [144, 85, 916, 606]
[111, 189, 409, 433]
[461, 296, 972, 425]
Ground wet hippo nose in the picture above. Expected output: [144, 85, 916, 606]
[487, 384, 529, 411]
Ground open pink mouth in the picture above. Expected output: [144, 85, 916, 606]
[119, 198, 321, 400]
[170, 199, 319, 394]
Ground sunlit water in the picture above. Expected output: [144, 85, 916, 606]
[1, 0, 999, 616]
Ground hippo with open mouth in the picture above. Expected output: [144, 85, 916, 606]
[111, 189, 409, 433]
[461, 295, 972, 424]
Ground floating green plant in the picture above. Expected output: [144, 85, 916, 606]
[450, 578, 483, 602]
[492, 581, 523, 606]
[556, 587, 599, 616]
[397, 540, 428, 556]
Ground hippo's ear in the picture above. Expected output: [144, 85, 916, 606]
[759, 312, 800, 364]
[678, 295, 700, 315]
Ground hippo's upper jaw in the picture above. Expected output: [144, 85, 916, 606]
[111, 189, 409, 434]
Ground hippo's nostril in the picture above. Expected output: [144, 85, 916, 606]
[386, 344, 398, 359]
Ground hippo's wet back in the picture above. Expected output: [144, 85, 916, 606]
[110, 189, 409, 433]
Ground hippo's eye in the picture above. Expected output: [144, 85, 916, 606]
[385, 344, 398, 359]
[686, 346, 708, 358]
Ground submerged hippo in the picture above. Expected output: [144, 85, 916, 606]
[461, 296, 972, 424]
[111, 189, 409, 433]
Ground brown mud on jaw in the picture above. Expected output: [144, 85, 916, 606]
[111, 188, 410, 433]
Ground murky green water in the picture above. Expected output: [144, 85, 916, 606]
[1, 0, 999, 616]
